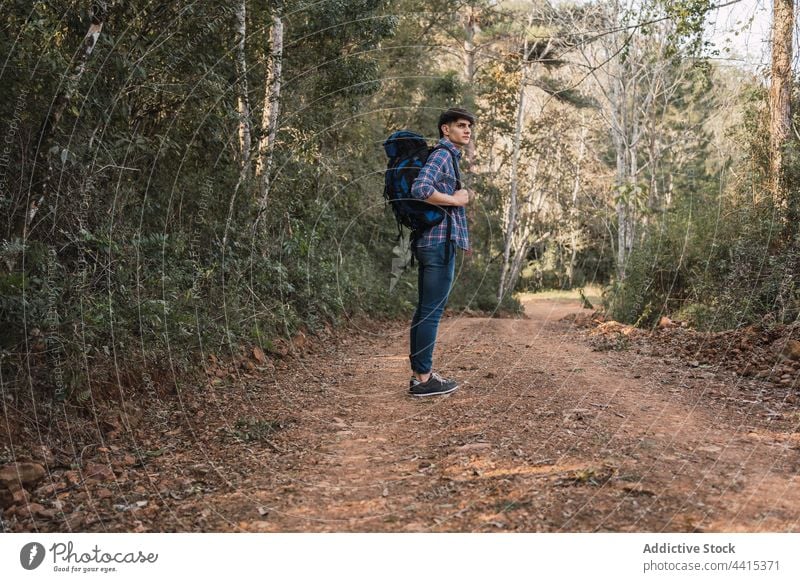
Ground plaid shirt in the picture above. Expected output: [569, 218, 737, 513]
[410, 138, 470, 250]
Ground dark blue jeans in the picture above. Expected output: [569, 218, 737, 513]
[409, 242, 455, 374]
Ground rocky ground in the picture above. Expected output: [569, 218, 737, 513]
[2, 296, 800, 532]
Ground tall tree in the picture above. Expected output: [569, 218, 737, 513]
[575, 1, 695, 279]
[769, 0, 794, 228]
[234, 0, 252, 171]
[567, 114, 588, 287]
[498, 14, 534, 302]
[496, 3, 577, 300]
[255, 5, 284, 228]
[23, 2, 107, 240]
[463, 6, 478, 164]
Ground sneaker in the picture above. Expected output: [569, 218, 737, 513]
[410, 372, 459, 397]
[409, 372, 454, 391]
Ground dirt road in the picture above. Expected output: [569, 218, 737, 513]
[6, 297, 800, 532]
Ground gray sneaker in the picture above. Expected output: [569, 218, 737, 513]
[410, 372, 458, 397]
[410, 372, 455, 391]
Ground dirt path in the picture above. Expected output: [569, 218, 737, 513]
[167, 297, 800, 532]
[7, 297, 800, 532]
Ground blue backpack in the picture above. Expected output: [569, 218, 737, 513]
[382, 130, 460, 255]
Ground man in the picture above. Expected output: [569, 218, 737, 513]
[408, 107, 475, 397]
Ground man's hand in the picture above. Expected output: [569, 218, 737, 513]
[452, 188, 470, 207]
[426, 188, 473, 207]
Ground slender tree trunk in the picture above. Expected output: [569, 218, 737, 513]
[613, 46, 643, 280]
[222, 0, 254, 253]
[612, 72, 629, 280]
[234, 0, 252, 171]
[646, 97, 659, 222]
[498, 61, 527, 302]
[626, 98, 639, 252]
[255, 11, 284, 227]
[23, 3, 107, 239]
[568, 117, 587, 287]
[463, 8, 477, 164]
[665, 168, 674, 208]
[770, 0, 794, 230]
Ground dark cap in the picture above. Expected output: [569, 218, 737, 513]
[438, 107, 476, 137]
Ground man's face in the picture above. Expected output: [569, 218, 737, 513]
[442, 119, 472, 147]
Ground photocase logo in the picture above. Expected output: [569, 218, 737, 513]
[20, 542, 46, 570]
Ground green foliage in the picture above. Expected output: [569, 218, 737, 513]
[519, 240, 612, 293]
[449, 254, 522, 314]
[606, 80, 800, 331]
[534, 76, 597, 109]
[659, 0, 714, 56]
[4, 0, 768, 410]
[0, 0, 404, 403]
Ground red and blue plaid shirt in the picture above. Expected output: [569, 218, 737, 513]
[410, 138, 470, 250]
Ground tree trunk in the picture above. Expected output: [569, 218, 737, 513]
[612, 69, 629, 280]
[498, 61, 527, 302]
[255, 11, 284, 228]
[463, 8, 477, 164]
[626, 93, 639, 256]
[234, 0, 252, 171]
[568, 117, 587, 287]
[23, 3, 107, 239]
[770, 0, 794, 229]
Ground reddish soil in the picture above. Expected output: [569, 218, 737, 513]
[3, 297, 800, 532]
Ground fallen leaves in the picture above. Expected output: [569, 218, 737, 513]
[0, 462, 47, 512]
[0, 462, 46, 488]
[568, 315, 800, 389]
[252, 346, 267, 364]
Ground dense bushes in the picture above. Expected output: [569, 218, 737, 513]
[605, 85, 800, 330]
[607, 197, 800, 330]
[0, 1, 527, 405]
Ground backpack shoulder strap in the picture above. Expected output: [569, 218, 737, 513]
[429, 145, 462, 191]
[429, 145, 459, 263]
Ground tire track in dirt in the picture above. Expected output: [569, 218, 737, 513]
[199, 298, 800, 532]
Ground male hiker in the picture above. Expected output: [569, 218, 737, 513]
[408, 107, 475, 397]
